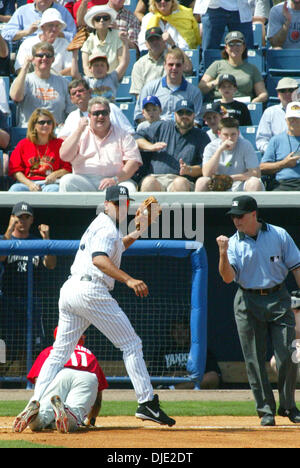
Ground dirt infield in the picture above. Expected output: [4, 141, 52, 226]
[1, 416, 300, 448]
[2, 390, 300, 448]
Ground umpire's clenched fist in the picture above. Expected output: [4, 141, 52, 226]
[216, 235, 229, 253]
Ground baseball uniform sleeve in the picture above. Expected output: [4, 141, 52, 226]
[280, 228, 300, 271]
[27, 347, 52, 384]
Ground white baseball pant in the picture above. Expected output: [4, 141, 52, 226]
[30, 368, 98, 432]
[33, 278, 154, 404]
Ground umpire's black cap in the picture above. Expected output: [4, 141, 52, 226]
[105, 185, 134, 202]
[226, 196, 258, 216]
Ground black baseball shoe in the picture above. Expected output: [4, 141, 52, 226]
[278, 407, 300, 423]
[135, 394, 176, 427]
[260, 414, 276, 427]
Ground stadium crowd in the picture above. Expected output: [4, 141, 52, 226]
[0, 0, 300, 194]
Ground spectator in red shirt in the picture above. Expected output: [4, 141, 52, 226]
[8, 108, 71, 192]
[25, 328, 108, 432]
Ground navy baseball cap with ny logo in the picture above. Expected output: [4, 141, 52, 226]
[12, 201, 34, 217]
[105, 186, 134, 202]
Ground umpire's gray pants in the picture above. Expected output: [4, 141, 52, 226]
[234, 286, 298, 418]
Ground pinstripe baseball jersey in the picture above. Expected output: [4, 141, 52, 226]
[70, 212, 125, 290]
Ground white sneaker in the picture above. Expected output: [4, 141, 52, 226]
[12, 400, 40, 433]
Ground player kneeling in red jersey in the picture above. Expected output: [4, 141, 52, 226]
[13, 328, 108, 433]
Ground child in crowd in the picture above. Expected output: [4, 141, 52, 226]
[201, 102, 223, 141]
[217, 74, 252, 126]
[136, 95, 162, 131]
[70, 31, 130, 101]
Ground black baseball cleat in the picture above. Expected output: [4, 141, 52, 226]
[135, 394, 176, 427]
[278, 407, 300, 423]
[260, 414, 276, 427]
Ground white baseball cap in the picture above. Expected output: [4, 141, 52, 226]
[84, 5, 117, 28]
[286, 101, 300, 119]
[39, 8, 66, 30]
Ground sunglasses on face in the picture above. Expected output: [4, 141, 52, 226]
[36, 119, 52, 126]
[91, 110, 110, 117]
[227, 42, 243, 48]
[34, 52, 54, 59]
[155, 0, 172, 3]
[93, 15, 111, 22]
[177, 110, 193, 116]
[278, 88, 296, 93]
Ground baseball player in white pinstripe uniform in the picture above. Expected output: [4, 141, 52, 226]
[13, 185, 175, 433]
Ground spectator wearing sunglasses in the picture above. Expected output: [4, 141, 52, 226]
[8, 108, 71, 192]
[256, 77, 299, 155]
[81, 5, 124, 74]
[199, 31, 268, 104]
[10, 41, 75, 128]
[138, 0, 200, 51]
[134, 99, 209, 192]
[14, 8, 72, 76]
[75, 0, 110, 27]
[196, 117, 264, 192]
[59, 96, 142, 193]
[260, 101, 300, 192]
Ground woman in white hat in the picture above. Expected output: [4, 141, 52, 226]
[14, 8, 72, 76]
[81, 5, 124, 75]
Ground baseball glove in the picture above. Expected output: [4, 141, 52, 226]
[135, 196, 162, 231]
[67, 27, 89, 51]
[208, 174, 233, 191]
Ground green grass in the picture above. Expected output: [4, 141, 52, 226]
[0, 400, 258, 418]
[0, 441, 63, 448]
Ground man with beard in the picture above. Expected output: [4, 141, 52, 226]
[134, 99, 209, 192]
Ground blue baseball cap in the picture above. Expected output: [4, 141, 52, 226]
[142, 95, 162, 109]
[175, 99, 194, 113]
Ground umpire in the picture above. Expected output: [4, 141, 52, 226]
[216, 195, 300, 426]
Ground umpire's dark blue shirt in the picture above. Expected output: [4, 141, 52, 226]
[134, 120, 210, 177]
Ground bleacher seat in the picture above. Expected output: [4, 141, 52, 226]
[8, 127, 27, 151]
[247, 102, 263, 126]
[247, 49, 265, 75]
[252, 23, 263, 49]
[126, 49, 138, 76]
[185, 48, 200, 77]
[116, 76, 133, 102]
[266, 49, 300, 76]
[118, 101, 135, 125]
[185, 76, 199, 87]
[239, 125, 258, 149]
[203, 49, 222, 71]
[203, 49, 264, 73]
[124, 0, 138, 13]
[1, 76, 9, 101]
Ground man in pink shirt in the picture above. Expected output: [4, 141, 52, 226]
[59, 96, 142, 192]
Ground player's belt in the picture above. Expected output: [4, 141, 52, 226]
[239, 283, 284, 296]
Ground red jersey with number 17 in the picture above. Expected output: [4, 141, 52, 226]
[27, 344, 108, 392]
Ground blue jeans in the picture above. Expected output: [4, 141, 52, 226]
[8, 180, 59, 192]
[201, 8, 254, 52]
